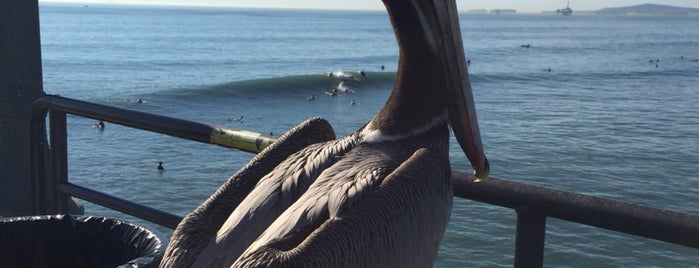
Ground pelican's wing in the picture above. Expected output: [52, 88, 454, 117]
[236, 143, 394, 256]
[160, 117, 335, 268]
[191, 135, 358, 267]
[234, 145, 453, 267]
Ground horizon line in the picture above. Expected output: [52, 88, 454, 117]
[38, 1, 699, 14]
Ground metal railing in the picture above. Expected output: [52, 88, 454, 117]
[30, 95, 699, 267]
[29, 95, 275, 228]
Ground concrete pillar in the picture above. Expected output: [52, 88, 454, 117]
[0, 0, 45, 216]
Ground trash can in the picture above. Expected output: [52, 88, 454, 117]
[0, 215, 167, 268]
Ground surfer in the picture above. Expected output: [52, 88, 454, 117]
[359, 70, 366, 77]
[306, 95, 315, 101]
[94, 120, 105, 130]
[230, 116, 244, 123]
[325, 90, 338, 97]
[158, 162, 164, 171]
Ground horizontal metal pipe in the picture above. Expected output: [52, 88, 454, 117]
[57, 182, 182, 229]
[452, 171, 699, 249]
[32, 95, 275, 153]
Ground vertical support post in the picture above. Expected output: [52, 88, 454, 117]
[514, 207, 546, 268]
[30, 107, 48, 214]
[49, 111, 69, 214]
[0, 0, 45, 216]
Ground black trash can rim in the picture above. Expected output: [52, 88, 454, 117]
[0, 214, 168, 268]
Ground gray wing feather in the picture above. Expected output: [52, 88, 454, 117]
[160, 117, 335, 268]
[235, 144, 452, 267]
[191, 132, 359, 267]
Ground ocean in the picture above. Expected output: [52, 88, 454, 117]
[38, 3, 699, 267]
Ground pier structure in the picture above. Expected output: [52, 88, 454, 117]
[0, 0, 44, 216]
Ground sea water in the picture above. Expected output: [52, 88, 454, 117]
[38, 4, 699, 267]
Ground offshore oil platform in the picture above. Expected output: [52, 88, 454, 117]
[557, 1, 574, 16]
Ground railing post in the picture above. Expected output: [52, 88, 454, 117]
[49, 110, 69, 214]
[30, 102, 48, 215]
[514, 207, 546, 268]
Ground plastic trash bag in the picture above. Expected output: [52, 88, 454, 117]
[0, 215, 167, 268]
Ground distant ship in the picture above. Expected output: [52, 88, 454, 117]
[491, 9, 517, 14]
[557, 1, 573, 16]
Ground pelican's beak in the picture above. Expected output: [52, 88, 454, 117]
[430, 0, 490, 180]
[382, 0, 489, 179]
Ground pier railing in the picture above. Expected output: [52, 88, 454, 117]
[30, 95, 699, 268]
[29, 95, 276, 228]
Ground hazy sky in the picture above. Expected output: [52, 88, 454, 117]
[39, 0, 699, 13]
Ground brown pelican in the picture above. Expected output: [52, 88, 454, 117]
[160, 0, 488, 267]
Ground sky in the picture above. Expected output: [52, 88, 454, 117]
[39, 0, 699, 13]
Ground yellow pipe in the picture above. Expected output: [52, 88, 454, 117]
[209, 128, 276, 153]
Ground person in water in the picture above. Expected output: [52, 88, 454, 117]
[95, 120, 105, 129]
[158, 162, 164, 171]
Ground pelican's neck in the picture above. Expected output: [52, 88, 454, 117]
[370, 0, 449, 136]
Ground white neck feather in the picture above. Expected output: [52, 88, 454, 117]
[360, 111, 447, 143]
